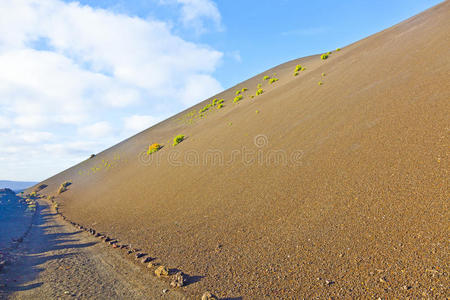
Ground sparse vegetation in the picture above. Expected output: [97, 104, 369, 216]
[58, 181, 71, 194]
[234, 95, 243, 103]
[294, 71, 299, 76]
[147, 143, 162, 155]
[256, 88, 264, 96]
[235, 90, 241, 95]
[241, 88, 247, 92]
[336, 48, 341, 51]
[295, 65, 302, 72]
[263, 75, 270, 81]
[217, 103, 224, 109]
[212, 98, 218, 105]
[173, 135, 185, 146]
[257, 83, 262, 89]
[322, 73, 326, 77]
[217, 99, 224, 105]
[269, 78, 279, 84]
[318, 81, 323, 86]
[321, 54, 328, 60]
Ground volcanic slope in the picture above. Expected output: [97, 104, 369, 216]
[31, 2, 449, 299]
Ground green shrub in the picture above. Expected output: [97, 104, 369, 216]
[269, 78, 279, 84]
[321, 73, 326, 77]
[321, 54, 328, 60]
[217, 103, 224, 109]
[173, 135, 185, 146]
[217, 99, 224, 104]
[336, 48, 341, 51]
[147, 143, 162, 155]
[235, 90, 241, 95]
[256, 110, 259, 114]
[327, 51, 332, 55]
[318, 81, 323, 86]
[212, 98, 218, 105]
[234, 95, 243, 103]
[263, 75, 270, 81]
[301, 67, 306, 71]
[257, 83, 262, 88]
[256, 88, 264, 96]
[294, 71, 299, 76]
[295, 65, 302, 72]
[241, 88, 248, 92]
[250, 95, 255, 99]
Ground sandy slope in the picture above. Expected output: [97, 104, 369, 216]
[0, 200, 185, 299]
[29, 2, 449, 298]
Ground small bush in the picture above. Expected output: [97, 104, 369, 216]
[217, 103, 224, 109]
[318, 81, 323, 86]
[257, 83, 262, 89]
[295, 65, 302, 72]
[256, 110, 259, 114]
[327, 51, 332, 55]
[321, 54, 328, 60]
[173, 135, 185, 146]
[241, 88, 247, 92]
[58, 181, 71, 194]
[250, 95, 255, 99]
[212, 98, 218, 105]
[269, 78, 279, 84]
[336, 48, 341, 51]
[217, 99, 224, 104]
[321, 73, 326, 77]
[147, 143, 162, 155]
[234, 95, 243, 103]
[294, 71, 299, 76]
[263, 75, 270, 81]
[256, 88, 263, 96]
[301, 67, 306, 71]
[235, 90, 241, 95]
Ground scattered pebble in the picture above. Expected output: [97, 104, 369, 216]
[325, 280, 335, 286]
[162, 289, 169, 294]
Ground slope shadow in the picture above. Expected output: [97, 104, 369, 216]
[0, 202, 96, 295]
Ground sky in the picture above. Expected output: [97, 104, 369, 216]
[0, 0, 443, 181]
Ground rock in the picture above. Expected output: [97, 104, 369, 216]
[147, 261, 159, 268]
[201, 292, 218, 300]
[141, 256, 152, 263]
[112, 244, 119, 249]
[325, 280, 335, 286]
[170, 271, 186, 288]
[162, 289, 169, 294]
[155, 265, 169, 277]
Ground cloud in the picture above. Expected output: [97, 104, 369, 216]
[78, 122, 113, 139]
[123, 115, 161, 132]
[0, 0, 224, 181]
[161, 0, 222, 34]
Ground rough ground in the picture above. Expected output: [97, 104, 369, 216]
[0, 200, 185, 300]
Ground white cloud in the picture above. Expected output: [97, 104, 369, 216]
[124, 115, 161, 132]
[161, 0, 222, 34]
[0, 0, 224, 181]
[78, 122, 113, 139]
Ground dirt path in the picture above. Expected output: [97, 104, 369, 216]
[0, 200, 185, 300]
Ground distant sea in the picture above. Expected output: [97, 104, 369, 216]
[0, 181, 38, 192]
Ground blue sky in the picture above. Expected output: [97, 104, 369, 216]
[0, 0, 443, 181]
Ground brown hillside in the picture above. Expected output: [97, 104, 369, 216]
[32, 2, 449, 298]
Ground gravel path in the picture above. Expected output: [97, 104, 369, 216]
[0, 200, 185, 300]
